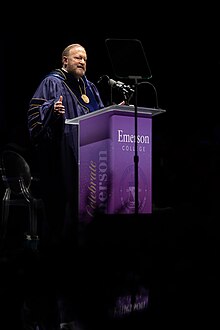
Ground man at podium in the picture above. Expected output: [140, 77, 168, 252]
[26, 43, 104, 329]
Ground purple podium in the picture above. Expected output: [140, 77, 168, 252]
[66, 105, 165, 223]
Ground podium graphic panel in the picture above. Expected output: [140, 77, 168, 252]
[66, 105, 165, 223]
[109, 115, 152, 215]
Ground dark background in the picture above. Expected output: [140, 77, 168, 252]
[1, 6, 220, 209]
[0, 5, 220, 328]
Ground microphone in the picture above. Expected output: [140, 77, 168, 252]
[97, 75, 109, 84]
[137, 81, 160, 109]
[108, 79, 135, 94]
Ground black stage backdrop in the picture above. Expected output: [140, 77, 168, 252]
[1, 6, 220, 208]
[1, 6, 220, 328]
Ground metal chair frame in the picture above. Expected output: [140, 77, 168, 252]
[0, 150, 44, 250]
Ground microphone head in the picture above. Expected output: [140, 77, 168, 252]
[108, 78, 116, 87]
[97, 75, 109, 84]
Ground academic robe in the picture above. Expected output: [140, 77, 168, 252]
[27, 69, 104, 248]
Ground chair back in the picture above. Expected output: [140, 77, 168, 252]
[0, 149, 44, 251]
[0, 150, 32, 196]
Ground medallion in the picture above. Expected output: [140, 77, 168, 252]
[81, 94, 90, 103]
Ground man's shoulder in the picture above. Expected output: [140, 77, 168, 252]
[46, 69, 66, 81]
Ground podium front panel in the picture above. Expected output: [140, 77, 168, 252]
[109, 115, 152, 215]
[78, 110, 152, 223]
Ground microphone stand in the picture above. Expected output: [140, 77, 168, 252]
[133, 80, 159, 215]
[121, 88, 133, 105]
[109, 76, 140, 215]
[133, 78, 139, 215]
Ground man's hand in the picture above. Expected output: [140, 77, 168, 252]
[54, 95, 65, 114]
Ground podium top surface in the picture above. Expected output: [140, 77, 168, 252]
[65, 104, 166, 125]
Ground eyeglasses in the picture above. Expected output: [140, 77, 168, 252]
[73, 56, 87, 62]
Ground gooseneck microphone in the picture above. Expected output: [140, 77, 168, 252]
[97, 75, 159, 108]
[97, 75, 109, 84]
[97, 75, 134, 94]
[108, 79, 135, 93]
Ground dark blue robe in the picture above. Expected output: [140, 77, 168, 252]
[25, 68, 105, 328]
[27, 69, 104, 245]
